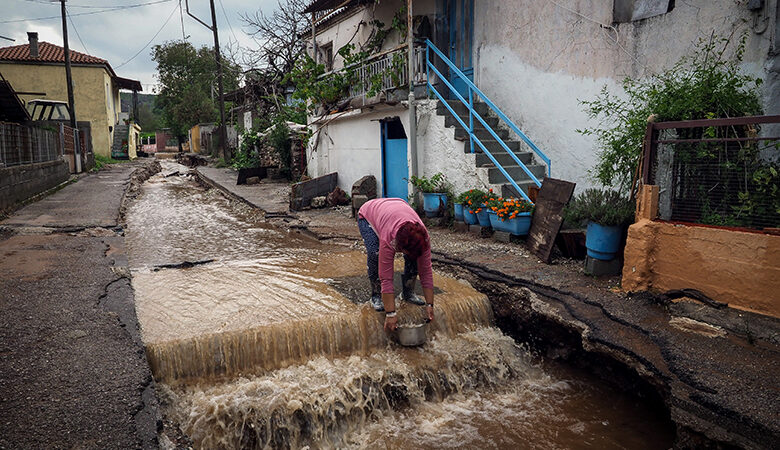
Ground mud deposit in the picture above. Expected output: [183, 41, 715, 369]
[126, 163, 674, 449]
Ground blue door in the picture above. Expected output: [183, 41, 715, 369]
[447, 0, 474, 99]
[381, 120, 408, 199]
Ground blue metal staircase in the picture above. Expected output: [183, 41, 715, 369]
[425, 39, 550, 202]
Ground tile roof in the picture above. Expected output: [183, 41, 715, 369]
[0, 41, 108, 66]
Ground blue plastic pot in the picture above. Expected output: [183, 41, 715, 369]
[422, 193, 448, 218]
[476, 206, 491, 227]
[463, 208, 478, 225]
[488, 210, 532, 236]
[454, 203, 464, 221]
[585, 221, 623, 260]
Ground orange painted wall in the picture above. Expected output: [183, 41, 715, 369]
[623, 220, 780, 318]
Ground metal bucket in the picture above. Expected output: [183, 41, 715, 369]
[393, 319, 429, 346]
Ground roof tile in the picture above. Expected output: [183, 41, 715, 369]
[0, 41, 108, 65]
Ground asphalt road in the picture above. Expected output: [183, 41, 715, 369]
[0, 163, 159, 449]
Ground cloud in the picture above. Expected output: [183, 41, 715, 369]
[3, 0, 279, 90]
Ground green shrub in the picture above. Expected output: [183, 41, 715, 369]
[409, 173, 449, 193]
[563, 189, 635, 227]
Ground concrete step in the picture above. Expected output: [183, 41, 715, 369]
[445, 114, 499, 129]
[501, 181, 541, 198]
[454, 126, 509, 141]
[465, 139, 521, 154]
[475, 150, 534, 167]
[436, 100, 489, 116]
[487, 164, 546, 184]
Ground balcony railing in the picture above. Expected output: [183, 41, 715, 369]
[319, 44, 427, 107]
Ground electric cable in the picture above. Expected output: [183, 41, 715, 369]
[115, 1, 179, 69]
[66, 8, 90, 55]
[217, 0, 239, 44]
[1, 0, 174, 24]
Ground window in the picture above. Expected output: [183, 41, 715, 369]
[320, 42, 334, 71]
[614, 0, 674, 23]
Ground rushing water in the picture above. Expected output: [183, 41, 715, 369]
[127, 163, 674, 449]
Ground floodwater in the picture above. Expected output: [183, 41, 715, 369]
[126, 163, 674, 449]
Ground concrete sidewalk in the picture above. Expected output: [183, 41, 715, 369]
[0, 161, 160, 449]
[197, 166, 780, 449]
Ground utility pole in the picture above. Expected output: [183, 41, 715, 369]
[185, 0, 228, 160]
[59, 0, 77, 130]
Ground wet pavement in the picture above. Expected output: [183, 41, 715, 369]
[0, 162, 160, 449]
[197, 164, 780, 449]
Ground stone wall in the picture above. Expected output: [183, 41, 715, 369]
[0, 160, 70, 211]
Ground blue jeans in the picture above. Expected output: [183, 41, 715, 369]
[357, 218, 417, 286]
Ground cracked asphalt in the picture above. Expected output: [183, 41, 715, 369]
[0, 162, 159, 449]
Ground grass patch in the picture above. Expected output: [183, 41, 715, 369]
[92, 154, 129, 171]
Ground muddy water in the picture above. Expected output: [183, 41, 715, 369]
[127, 164, 673, 449]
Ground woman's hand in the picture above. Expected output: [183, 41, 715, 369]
[426, 304, 434, 322]
[384, 314, 398, 332]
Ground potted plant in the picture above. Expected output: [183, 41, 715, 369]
[453, 191, 469, 221]
[556, 198, 588, 259]
[564, 189, 635, 260]
[459, 189, 489, 225]
[409, 173, 450, 217]
[486, 197, 535, 235]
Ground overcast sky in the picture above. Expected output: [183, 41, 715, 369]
[2, 0, 281, 93]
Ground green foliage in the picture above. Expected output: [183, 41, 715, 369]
[215, 157, 230, 168]
[285, 8, 408, 112]
[409, 173, 449, 193]
[91, 154, 127, 172]
[152, 41, 240, 140]
[563, 189, 635, 227]
[577, 33, 763, 192]
[232, 129, 262, 169]
[268, 121, 292, 176]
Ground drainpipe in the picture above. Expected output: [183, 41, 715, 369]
[407, 0, 418, 179]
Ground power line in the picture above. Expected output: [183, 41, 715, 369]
[66, 8, 89, 55]
[115, 2, 179, 69]
[1, 0, 174, 24]
[217, 0, 238, 44]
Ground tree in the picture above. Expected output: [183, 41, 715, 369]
[152, 41, 239, 144]
[241, 0, 309, 83]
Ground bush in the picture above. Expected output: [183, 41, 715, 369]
[577, 33, 763, 193]
[409, 173, 449, 193]
[564, 189, 634, 227]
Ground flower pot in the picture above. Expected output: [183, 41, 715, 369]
[488, 210, 532, 236]
[585, 221, 623, 260]
[422, 193, 448, 218]
[453, 203, 464, 221]
[476, 206, 491, 227]
[463, 208, 478, 225]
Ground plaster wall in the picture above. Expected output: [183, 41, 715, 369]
[474, 0, 778, 191]
[308, 106, 410, 194]
[622, 220, 780, 318]
[415, 99, 491, 194]
[0, 63, 119, 156]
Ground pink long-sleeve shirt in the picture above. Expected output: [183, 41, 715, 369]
[358, 198, 434, 294]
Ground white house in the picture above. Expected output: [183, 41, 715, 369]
[302, 0, 779, 199]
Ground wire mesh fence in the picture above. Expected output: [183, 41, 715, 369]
[0, 122, 63, 168]
[644, 116, 780, 230]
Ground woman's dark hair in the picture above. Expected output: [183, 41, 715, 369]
[396, 221, 429, 259]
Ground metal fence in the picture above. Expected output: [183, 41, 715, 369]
[642, 115, 780, 230]
[0, 122, 62, 168]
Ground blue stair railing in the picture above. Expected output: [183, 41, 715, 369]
[425, 39, 550, 203]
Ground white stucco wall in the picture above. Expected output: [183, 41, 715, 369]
[307, 106, 410, 194]
[473, 0, 779, 191]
